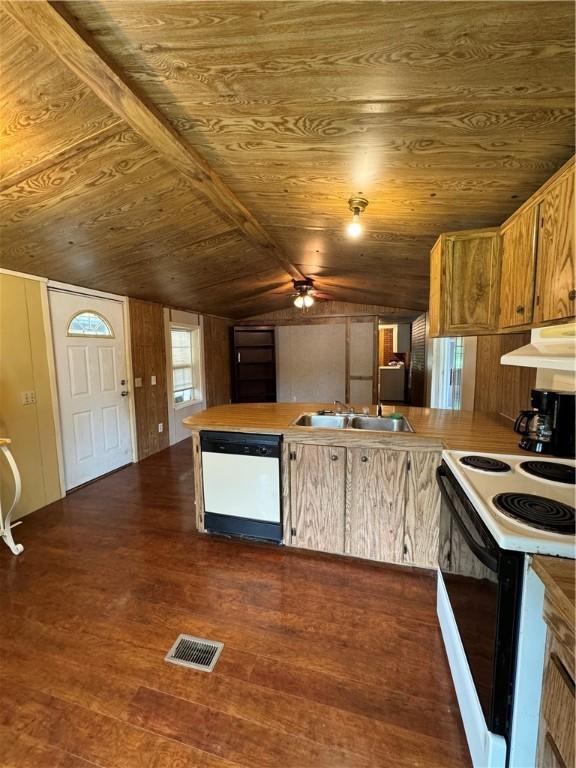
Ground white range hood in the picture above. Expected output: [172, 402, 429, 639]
[501, 322, 576, 370]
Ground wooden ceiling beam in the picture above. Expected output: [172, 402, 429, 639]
[4, 0, 304, 281]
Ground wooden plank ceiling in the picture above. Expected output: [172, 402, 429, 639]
[1, 1, 574, 317]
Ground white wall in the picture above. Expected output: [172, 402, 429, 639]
[396, 323, 411, 353]
[164, 308, 206, 445]
[276, 324, 346, 402]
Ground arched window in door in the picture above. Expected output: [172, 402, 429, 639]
[67, 311, 114, 338]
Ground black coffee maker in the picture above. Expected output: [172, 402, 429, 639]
[514, 389, 576, 458]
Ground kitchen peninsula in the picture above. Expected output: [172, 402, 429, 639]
[184, 403, 524, 569]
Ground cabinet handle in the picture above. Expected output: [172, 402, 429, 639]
[361, 456, 368, 462]
[331, 455, 338, 461]
[569, 290, 576, 301]
[515, 305, 524, 314]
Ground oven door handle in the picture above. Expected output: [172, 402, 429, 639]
[436, 466, 498, 572]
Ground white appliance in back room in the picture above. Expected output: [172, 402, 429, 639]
[437, 323, 576, 768]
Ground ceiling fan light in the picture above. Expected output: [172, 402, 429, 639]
[303, 293, 315, 308]
[293, 294, 305, 308]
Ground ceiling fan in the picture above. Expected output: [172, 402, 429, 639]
[291, 278, 333, 309]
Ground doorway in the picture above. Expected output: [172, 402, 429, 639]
[430, 337, 465, 409]
[49, 289, 133, 490]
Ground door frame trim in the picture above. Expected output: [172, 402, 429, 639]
[48, 281, 138, 475]
[40, 283, 66, 497]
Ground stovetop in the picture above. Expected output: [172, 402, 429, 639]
[443, 451, 576, 557]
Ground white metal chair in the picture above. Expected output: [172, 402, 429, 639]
[0, 438, 23, 555]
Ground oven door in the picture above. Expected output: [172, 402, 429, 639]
[437, 462, 523, 741]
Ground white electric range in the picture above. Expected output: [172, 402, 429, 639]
[436, 451, 575, 768]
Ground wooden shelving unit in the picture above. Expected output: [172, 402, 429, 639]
[231, 326, 277, 403]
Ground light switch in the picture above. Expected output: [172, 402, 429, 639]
[158, 422, 163, 433]
[151, 375, 157, 386]
[134, 377, 142, 388]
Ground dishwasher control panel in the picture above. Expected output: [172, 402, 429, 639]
[200, 431, 281, 459]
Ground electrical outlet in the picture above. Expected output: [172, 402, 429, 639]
[158, 423, 163, 433]
[151, 375, 157, 385]
[134, 377, 142, 388]
[21, 391, 36, 405]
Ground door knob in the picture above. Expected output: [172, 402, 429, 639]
[361, 456, 368, 462]
[569, 289, 576, 301]
[121, 390, 129, 397]
[331, 455, 338, 461]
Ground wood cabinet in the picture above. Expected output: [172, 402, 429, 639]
[287, 442, 440, 569]
[289, 443, 346, 554]
[431, 159, 575, 337]
[428, 228, 501, 337]
[533, 556, 575, 768]
[499, 163, 575, 330]
[534, 168, 575, 324]
[345, 448, 407, 563]
[403, 451, 441, 568]
[499, 205, 538, 328]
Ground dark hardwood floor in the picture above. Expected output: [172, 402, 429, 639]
[0, 439, 471, 768]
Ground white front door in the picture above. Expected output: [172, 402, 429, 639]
[49, 290, 132, 490]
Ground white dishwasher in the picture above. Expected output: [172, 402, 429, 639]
[200, 431, 282, 542]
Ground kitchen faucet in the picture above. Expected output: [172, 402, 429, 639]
[333, 400, 355, 414]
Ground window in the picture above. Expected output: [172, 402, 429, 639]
[171, 326, 201, 405]
[68, 311, 113, 337]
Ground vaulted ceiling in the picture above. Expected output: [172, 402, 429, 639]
[1, 1, 574, 317]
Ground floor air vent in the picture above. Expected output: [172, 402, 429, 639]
[165, 634, 223, 672]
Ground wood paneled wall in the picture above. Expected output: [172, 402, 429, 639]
[0, 274, 62, 518]
[129, 299, 170, 460]
[203, 315, 231, 407]
[474, 332, 536, 419]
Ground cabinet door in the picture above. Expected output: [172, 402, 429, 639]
[428, 238, 442, 338]
[345, 448, 407, 563]
[444, 231, 501, 333]
[535, 169, 575, 323]
[289, 443, 345, 554]
[499, 206, 538, 328]
[403, 451, 441, 568]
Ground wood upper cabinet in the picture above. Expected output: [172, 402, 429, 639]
[345, 448, 407, 563]
[428, 228, 501, 337]
[499, 205, 538, 329]
[289, 443, 346, 554]
[534, 168, 575, 323]
[403, 451, 441, 568]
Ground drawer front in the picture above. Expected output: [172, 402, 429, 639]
[542, 652, 575, 768]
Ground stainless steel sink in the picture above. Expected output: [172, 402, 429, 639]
[293, 414, 349, 429]
[292, 412, 414, 432]
[349, 416, 413, 432]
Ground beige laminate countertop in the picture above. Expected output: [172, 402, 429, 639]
[183, 403, 526, 454]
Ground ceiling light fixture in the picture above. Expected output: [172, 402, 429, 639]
[346, 196, 368, 238]
[293, 278, 315, 310]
